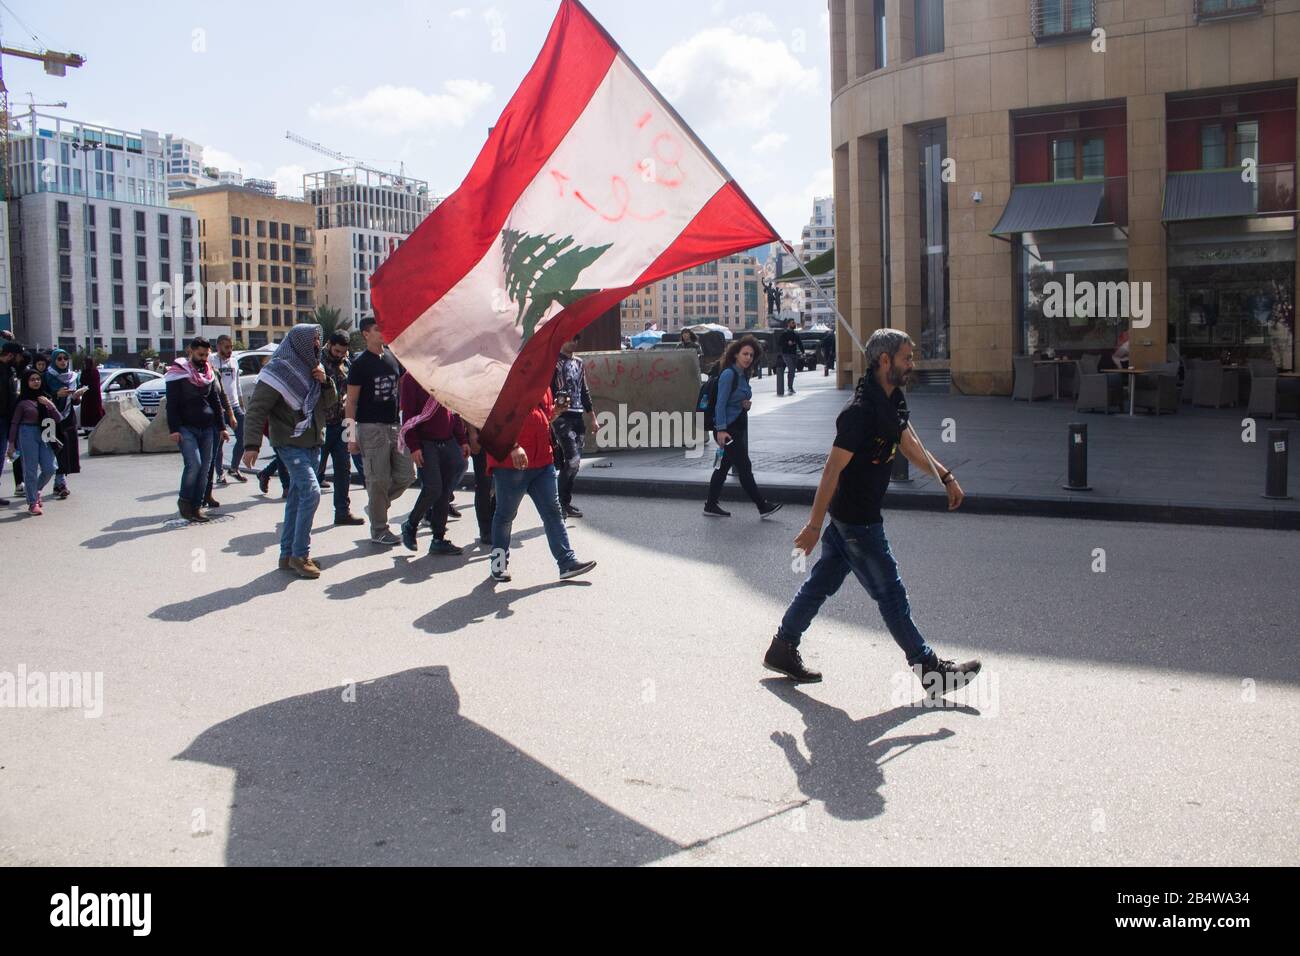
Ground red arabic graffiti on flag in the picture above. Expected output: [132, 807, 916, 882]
[369, 0, 778, 459]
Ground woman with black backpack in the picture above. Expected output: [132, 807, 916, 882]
[703, 335, 782, 520]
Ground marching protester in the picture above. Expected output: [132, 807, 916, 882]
[241, 324, 335, 580]
[398, 371, 469, 556]
[822, 327, 836, 377]
[345, 317, 414, 546]
[44, 349, 83, 499]
[319, 330, 364, 526]
[11, 351, 50, 496]
[763, 328, 981, 695]
[467, 424, 494, 546]
[703, 336, 782, 520]
[166, 337, 228, 523]
[487, 386, 596, 584]
[0, 341, 24, 506]
[203, 365, 237, 511]
[776, 318, 805, 396]
[7, 368, 60, 515]
[551, 334, 596, 519]
[213, 335, 248, 484]
[79, 355, 105, 431]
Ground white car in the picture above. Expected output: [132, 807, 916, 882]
[74, 367, 163, 430]
[133, 348, 276, 419]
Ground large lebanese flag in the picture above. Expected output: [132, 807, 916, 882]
[369, 0, 778, 459]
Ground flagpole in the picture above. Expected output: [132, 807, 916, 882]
[778, 242, 945, 484]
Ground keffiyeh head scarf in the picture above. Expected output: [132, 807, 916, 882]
[259, 324, 323, 438]
[165, 354, 216, 388]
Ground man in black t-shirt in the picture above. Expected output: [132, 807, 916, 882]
[763, 329, 982, 698]
[345, 317, 414, 545]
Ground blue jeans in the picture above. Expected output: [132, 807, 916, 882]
[225, 408, 245, 473]
[491, 465, 577, 571]
[0, 415, 9, 486]
[778, 519, 933, 666]
[277, 446, 321, 559]
[178, 426, 216, 507]
[17, 424, 56, 506]
[317, 422, 352, 517]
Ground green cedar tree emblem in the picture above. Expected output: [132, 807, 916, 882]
[501, 229, 611, 341]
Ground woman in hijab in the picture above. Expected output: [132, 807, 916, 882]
[241, 324, 336, 579]
[79, 356, 105, 430]
[11, 353, 50, 497]
[44, 349, 83, 498]
[6, 368, 60, 515]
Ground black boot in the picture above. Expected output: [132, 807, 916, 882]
[915, 653, 981, 697]
[763, 636, 822, 684]
[178, 498, 194, 521]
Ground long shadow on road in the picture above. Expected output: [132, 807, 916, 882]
[175, 666, 681, 865]
[762, 679, 978, 821]
[413, 577, 593, 634]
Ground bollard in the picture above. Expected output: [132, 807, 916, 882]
[891, 450, 912, 484]
[1264, 428, 1291, 500]
[1063, 423, 1092, 491]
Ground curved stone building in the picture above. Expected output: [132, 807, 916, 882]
[829, 1, 1299, 392]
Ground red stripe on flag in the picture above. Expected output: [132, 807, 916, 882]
[370, 0, 616, 341]
[478, 180, 777, 458]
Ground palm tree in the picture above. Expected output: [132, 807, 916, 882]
[312, 305, 350, 339]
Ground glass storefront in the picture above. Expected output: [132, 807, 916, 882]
[1018, 226, 1129, 354]
[1167, 218, 1296, 370]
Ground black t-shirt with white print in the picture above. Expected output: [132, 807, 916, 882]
[348, 349, 402, 425]
[828, 380, 908, 527]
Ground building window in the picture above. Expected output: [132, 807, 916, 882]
[135, 210, 146, 232]
[232, 238, 242, 258]
[257, 220, 266, 237]
[915, 0, 944, 56]
[56, 201, 70, 224]
[138, 311, 149, 332]
[158, 213, 170, 233]
[114, 310, 125, 332]
[136, 235, 147, 257]
[918, 123, 950, 360]
[1031, 0, 1094, 40]
[233, 261, 243, 280]
[1194, 0, 1262, 20]
[231, 216, 241, 235]
[110, 207, 121, 230]
[1051, 135, 1104, 181]
[1200, 125, 1227, 169]
[136, 261, 147, 282]
[874, 0, 887, 69]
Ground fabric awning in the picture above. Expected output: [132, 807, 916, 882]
[990, 182, 1106, 236]
[1162, 171, 1257, 222]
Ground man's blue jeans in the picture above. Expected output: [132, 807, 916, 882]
[225, 408, 245, 473]
[277, 446, 321, 559]
[17, 424, 56, 506]
[178, 426, 215, 507]
[778, 519, 933, 666]
[491, 464, 577, 571]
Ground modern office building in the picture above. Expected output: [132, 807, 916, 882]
[170, 185, 317, 349]
[620, 254, 767, 334]
[305, 166, 436, 326]
[801, 195, 837, 258]
[6, 113, 200, 356]
[828, 1, 1298, 391]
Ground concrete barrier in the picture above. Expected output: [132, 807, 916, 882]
[88, 401, 149, 456]
[142, 399, 181, 453]
[579, 349, 704, 453]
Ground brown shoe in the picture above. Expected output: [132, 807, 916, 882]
[287, 557, 320, 580]
[190, 506, 212, 524]
[303, 557, 323, 574]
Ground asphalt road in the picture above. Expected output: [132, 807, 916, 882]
[1, 450, 1297, 866]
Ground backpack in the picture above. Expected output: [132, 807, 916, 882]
[697, 362, 731, 431]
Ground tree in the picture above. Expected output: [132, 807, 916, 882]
[312, 305, 349, 339]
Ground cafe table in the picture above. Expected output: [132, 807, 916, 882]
[1033, 358, 1075, 400]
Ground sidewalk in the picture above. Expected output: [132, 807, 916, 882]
[569, 369, 1300, 529]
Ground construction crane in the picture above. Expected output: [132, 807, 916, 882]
[285, 130, 406, 183]
[0, 39, 85, 197]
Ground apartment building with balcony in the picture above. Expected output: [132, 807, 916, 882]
[170, 185, 317, 349]
[619, 255, 767, 334]
[829, 0, 1299, 391]
[6, 113, 200, 356]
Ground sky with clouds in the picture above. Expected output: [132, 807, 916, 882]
[6, 0, 832, 238]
